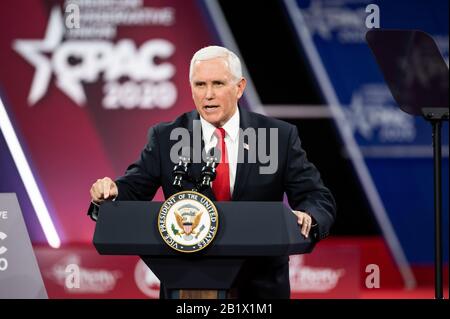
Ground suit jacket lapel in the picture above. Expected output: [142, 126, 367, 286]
[186, 111, 204, 185]
[232, 107, 253, 200]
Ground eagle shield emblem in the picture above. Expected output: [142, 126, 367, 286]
[158, 191, 218, 253]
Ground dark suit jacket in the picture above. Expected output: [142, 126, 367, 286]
[89, 107, 336, 298]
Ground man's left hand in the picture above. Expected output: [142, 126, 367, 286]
[293, 211, 313, 238]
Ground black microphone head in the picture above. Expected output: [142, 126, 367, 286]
[179, 146, 193, 164]
[197, 147, 220, 191]
[172, 146, 192, 190]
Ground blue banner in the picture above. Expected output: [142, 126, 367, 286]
[290, 0, 448, 264]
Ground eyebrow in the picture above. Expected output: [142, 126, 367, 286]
[193, 80, 226, 84]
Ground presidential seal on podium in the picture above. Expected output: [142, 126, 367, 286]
[158, 191, 219, 253]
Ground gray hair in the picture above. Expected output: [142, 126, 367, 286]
[189, 46, 243, 83]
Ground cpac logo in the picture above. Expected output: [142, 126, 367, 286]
[346, 84, 415, 143]
[301, 0, 374, 43]
[13, 7, 177, 109]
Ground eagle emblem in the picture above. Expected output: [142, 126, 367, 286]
[174, 204, 204, 241]
[158, 191, 218, 253]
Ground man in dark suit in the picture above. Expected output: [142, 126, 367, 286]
[89, 46, 336, 298]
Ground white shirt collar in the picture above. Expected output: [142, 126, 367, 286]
[199, 107, 240, 142]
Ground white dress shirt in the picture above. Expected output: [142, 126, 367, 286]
[199, 108, 240, 196]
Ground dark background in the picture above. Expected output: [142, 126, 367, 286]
[218, 0, 380, 236]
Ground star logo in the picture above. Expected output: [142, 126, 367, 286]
[12, 6, 178, 109]
[13, 7, 64, 106]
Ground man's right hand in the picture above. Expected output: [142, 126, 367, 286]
[90, 177, 118, 204]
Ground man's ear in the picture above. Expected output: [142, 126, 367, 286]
[236, 77, 247, 99]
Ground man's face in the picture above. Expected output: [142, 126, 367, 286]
[191, 57, 246, 127]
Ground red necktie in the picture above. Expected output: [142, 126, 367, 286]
[212, 128, 231, 201]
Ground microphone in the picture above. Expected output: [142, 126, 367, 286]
[172, 147, 192, 190]
[198, 147, 221, 191]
